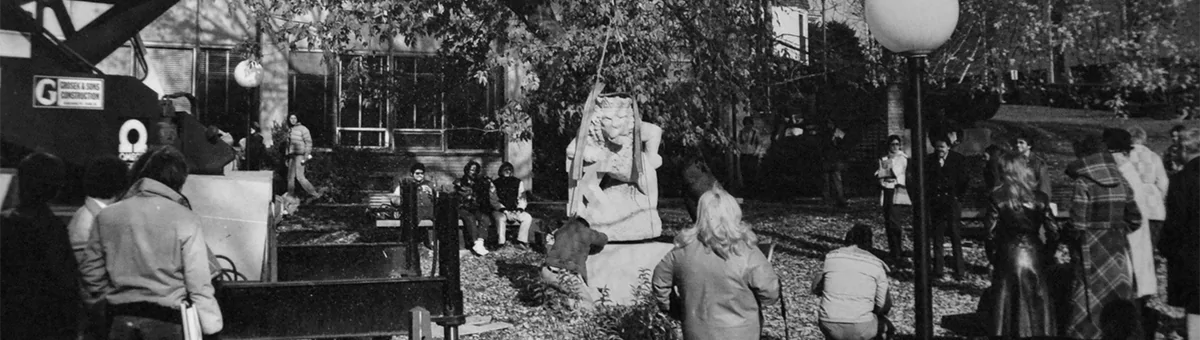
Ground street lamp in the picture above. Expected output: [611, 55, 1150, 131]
[864, 0, 958, 339]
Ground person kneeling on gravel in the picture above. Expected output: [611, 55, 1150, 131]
[541, 217, 607, 310]
[812, 224, 894, 340]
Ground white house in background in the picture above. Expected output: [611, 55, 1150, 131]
[772, 0, 810, 62]
[16, 0, 530, 190]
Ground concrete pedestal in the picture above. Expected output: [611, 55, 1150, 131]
[585, 242, 675, 306]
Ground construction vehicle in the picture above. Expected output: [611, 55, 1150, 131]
[1, 1, 467, 338]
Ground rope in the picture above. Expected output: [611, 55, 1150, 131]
[566, 27, 614, 217]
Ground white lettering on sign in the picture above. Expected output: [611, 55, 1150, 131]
[32, 76, 104, 110]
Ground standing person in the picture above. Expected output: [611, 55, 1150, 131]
[924, 137, 969, 280]
[67, 155, 130, 340]
[1063, 135, 1141, 340]
[455, 161, 493, 256]
[822, 121, 848, 208]
[541, 217, 608, 310]
[243, 121, 267, 171]
[983, 153, 1058, 339]
[1105, 128, 1162, 338]
[982, 144, 1007, 191]
[1, 152, 80, 340]
[1162, 127, 1200, 340]
[79, 146, 223, 338]
[1164, 125, 1187, 176]
[876, 135, 910, 261]
[491, 162, 534, 248]
[286, 114, 320, 198]
[1013, 135, 1052, 199]
[1126, 126, 1169, 245]
[737, 116, 765, 198]
[680, 156, 721, 223]
[652, 189, 780, 340]
[812, 224, 895, 340]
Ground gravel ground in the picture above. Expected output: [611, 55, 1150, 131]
[274, 106, 1196, 339]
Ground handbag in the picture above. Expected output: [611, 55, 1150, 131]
[893, 187, 912, 206]
[181, 301, 202, 340]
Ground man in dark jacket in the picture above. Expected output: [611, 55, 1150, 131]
[924, 137, 969, 280]
[680, 157, 721, 223]
[490, 162, 533, 247]
[1, 152, 79, 340]
[541, 217, 608, 310]
[1163, 127, 1200, 338]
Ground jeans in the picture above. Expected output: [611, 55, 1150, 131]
[881, 188, 903, 259]
[492, 210, 533, 244]
[824, 169, 846, 206]
[738, 154, 759, 197]
[540, 266, 594, 310]
[108, 315, 182, 340]
[287, 155, 318, 197]
[458, 209, 491, 242]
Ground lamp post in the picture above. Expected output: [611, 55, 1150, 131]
[864, 1, 958, 339]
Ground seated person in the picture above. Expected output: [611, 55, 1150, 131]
[390, 163, 435, 223]
[541, 217, 608, 310]
[813, 224, 894, 340]
[490, 162, 534, 248]
[455, 161, 493, 256]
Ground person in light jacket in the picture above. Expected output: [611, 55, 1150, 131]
[67, 155, 130, 340]
[876, 135, 909, 261]
[286, 114, 320, 198]
[79, 146, 223, 338]
[652, 188, 780, 340]
[1125, 126, 1169, 244]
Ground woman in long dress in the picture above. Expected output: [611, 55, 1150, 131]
[985, 153, 1058, 338]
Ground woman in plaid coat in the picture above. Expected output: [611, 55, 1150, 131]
[1063, 137, 1143, 339]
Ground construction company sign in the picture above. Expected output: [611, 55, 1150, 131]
[32, 75, 104, 110]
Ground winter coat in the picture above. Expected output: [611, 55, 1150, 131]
[1063, 152, 1140, 340]
[1163, 157, 1199, 313]
[1, 203, 81, 340]
[652, 239, 780, 340]
[1128, 144, 1168, 220]
[1113, 153, 1157, 298]
[288, 124, 312, 156]
[79, 178, 224, 334]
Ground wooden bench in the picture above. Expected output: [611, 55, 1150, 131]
[368, 192, 530, 249]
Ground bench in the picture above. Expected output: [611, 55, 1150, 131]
[367, 192, 531, 249]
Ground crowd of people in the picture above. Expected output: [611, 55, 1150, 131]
[2, 146, 225, 339]
[383, 160, 535, 256]
[870, 124, 1200, 340]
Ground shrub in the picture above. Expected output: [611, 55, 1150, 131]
[534, 268, 682, 340]
[304, 147, 405, 204]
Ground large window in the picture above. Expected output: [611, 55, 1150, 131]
[196, 49, 258, 140]
[306, 53, 501, 151]
[288, 52, 336, 147]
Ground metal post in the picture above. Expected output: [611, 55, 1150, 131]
[436, 195, 464, 340]
[908, 54, 933, 340]
[403, 182, 419, 274]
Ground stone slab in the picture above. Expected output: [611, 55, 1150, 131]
[431, 315, 512, 338]
[181, 173, 272, 281]
[585, 241, 675, 305]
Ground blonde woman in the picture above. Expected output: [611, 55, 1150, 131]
[652, 189, 780, 340]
